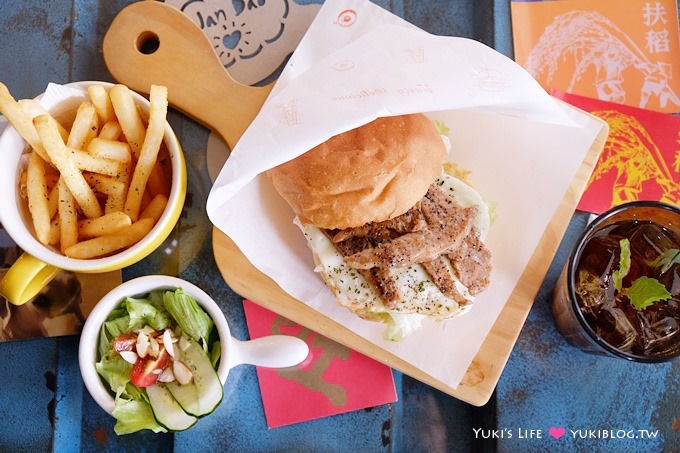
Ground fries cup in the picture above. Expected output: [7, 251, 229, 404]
[0, 81, 186, 305]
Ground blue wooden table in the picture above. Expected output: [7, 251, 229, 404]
[0, 1, 678, 452]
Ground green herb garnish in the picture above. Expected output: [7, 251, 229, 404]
[613, 238, 631, 291]
[652, 248, 680, 274]
[623, 276, 672, 310]
[612, 238, 673, 311]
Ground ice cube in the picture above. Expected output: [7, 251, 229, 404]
[658, 263, 679, 297]
[575, 269, 607, 313]
[628, 223, 679, 263]
[580, 235, 620, 279]
[642, 314, 679, 352]
[604, 306, 637, 350]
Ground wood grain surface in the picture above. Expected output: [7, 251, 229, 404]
[102, 1, 272, 149]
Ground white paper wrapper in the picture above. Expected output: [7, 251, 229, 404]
[206, 0, 604, 388]
[40, 83, 90, 116]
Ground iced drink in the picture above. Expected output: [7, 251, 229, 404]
[551, 202, 680, 361]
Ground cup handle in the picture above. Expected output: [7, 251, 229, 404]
[230, 335, 309, 369]
[0, 253, 60, 305]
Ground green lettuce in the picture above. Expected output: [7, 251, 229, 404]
[125, 296, 170, 331]
[162, 289, 213, 348]
[111, 398, 167, 435]
[96, 351, 132, 398]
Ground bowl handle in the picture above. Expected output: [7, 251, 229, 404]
[0, 253, 60, 305]
[230, 335, 309, 369]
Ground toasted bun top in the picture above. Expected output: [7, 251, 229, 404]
[267, 114, 447, 229]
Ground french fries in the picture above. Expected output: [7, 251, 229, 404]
[0, 82, 51, 162]
[78, 211, 132, 239]
[66, 101, 99, 150]
[109, 84, 146, 158]
[124, 85, 168, 221]
[34, 114, 103, 219]
[26, 152, 52, 244]
[87, 85, 116, 123]
[0, 82, 173, 260]
[58, 177, 79, 253]
[64, 217, 154, 259]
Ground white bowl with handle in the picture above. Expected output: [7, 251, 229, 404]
[79, 275, 309, 420]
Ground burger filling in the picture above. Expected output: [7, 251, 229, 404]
[325, 182, 491, 308]
[297, 171, 492, 339]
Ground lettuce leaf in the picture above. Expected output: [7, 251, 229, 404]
[162, 289, 213, 348]
[96, 351, 132, 398]
[382, 313, 424, 341]
[125, 296, 170, 331]
[112, 398, 167, 435]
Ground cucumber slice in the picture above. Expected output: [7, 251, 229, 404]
[146, 383, 197, 431]
[166, 338, 223, 416]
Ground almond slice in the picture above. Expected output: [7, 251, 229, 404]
[173, 360, 193, 385]
[178, 335, 191, 352]
[163, 329, 175, 358]
[120, 350, 138, 364]
[136, 331, 150, 358]
[148, 335, 160, 358]
[157, 366, 175, 383]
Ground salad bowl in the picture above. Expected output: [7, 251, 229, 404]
[79, 275, 309, 433]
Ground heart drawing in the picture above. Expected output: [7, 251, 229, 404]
[549, 426, 566, 440]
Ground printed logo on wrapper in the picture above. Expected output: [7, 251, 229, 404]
[404, 46, 426, 64]
[472, 65, 511, 92]
[275, 101, 301, 126]
[333, 60, 356, 71]
[336, 9, 357, 27]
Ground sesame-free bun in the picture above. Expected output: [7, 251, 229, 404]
[267, 114, 447, 229]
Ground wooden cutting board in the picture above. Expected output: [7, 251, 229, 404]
[104, 1, 608, 406]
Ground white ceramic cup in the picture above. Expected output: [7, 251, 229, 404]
[78, 275, 309, 414]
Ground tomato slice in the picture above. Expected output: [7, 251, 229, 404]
[130, 346, 170, 388]
[112, 333, 137, 353]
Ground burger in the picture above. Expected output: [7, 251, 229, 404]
[267, 114, 492, 340]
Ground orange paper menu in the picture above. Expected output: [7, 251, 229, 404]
[511, 0, 680, 113]
[243, 300, 397, 428]
[552, 90, 680, 213]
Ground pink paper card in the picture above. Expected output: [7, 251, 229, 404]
[552, 90, 680, 214]
[242, 300, 397, 428]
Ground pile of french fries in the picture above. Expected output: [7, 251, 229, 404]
[0, 82, 173, 259]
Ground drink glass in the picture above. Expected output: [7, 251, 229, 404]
[551, 201, 680, 362]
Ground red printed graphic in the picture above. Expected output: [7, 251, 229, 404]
[243, 300, 397, 428]
[553, 90, 680, 214]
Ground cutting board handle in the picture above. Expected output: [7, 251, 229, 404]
[103, 1, 272, 148]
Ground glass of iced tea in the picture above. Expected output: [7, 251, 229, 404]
[551, 201, 680, 362]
